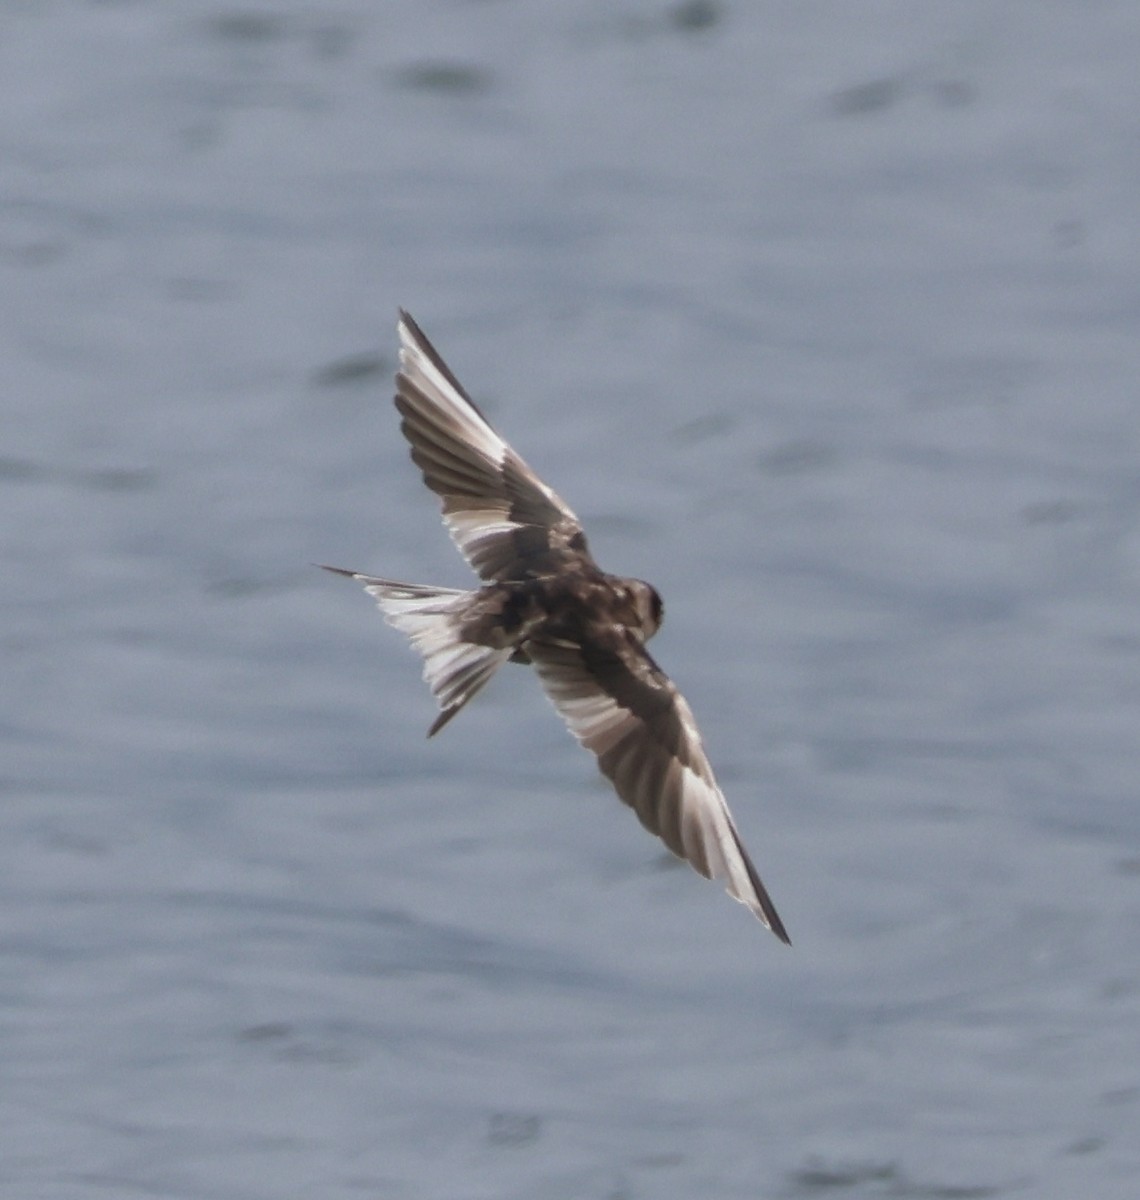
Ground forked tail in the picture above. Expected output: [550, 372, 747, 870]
[321, 567, 510, 735]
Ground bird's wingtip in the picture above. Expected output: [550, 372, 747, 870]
[759, 902, 792, 945]
[396, 308, 422, 343]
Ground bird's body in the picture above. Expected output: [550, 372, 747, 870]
[325, 311, 789, 943]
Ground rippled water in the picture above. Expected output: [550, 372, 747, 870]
[2, 3, 1138, 1197]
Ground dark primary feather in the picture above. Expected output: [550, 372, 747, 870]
[394, 312, 590, 581]
[528, 634, 791, 943]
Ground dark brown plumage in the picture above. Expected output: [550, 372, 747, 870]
[324, 311, 789, 942]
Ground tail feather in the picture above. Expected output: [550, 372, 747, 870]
[322, 568, 509, 735]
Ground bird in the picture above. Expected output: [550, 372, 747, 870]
[323, 311, 789, 942]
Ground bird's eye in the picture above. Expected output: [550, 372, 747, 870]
[649, 586, 664, 629]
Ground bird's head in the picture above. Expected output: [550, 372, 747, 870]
[628, 579, 664, 641]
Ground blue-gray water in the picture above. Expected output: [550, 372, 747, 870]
[2, 3, 1138, 1197]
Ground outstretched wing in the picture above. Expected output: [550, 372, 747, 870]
[527, 632, 790, 942]
[395, 311, 592, 581]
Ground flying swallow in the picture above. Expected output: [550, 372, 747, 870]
[324, 311, 789, 942]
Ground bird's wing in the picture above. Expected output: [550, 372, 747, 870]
[395, 311, 591, 581]
[527, 632, 790, 942]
